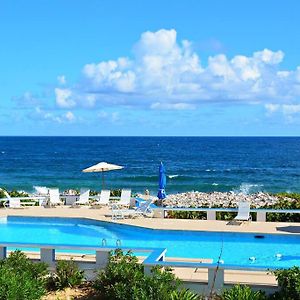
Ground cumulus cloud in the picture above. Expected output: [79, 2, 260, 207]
[50, 29, 300, 110]
[265, 103, 300, 119]
[55, 88, 75, 108]
[33, 107, 76, 123]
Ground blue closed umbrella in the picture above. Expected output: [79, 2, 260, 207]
[157, 162, 167, 201]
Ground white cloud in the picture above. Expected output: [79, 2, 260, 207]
[265, 103, 280, 113]
[65, 111, 75, 121]
[55, 88, 75, 108]
[150, 102, 195, 110]
[97, 110, 120, 123]
[265, 103, 300, 117]
[57, 75, 66, 85]
[253, 49, 284, 65]
[51, 29, 300, 110]
[33, 107, 76, 123]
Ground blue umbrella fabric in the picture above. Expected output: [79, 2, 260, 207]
[157, 162, 167, 200]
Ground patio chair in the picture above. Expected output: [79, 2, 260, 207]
[234, 202, 251, 221]
[115, 189, 131, 207]
[92, 190, 111, 206]
[0, 188, 36, 208]
[72, 189, 90, 206]
[48, 188, 64, 207]
[111, 199, 153, 220]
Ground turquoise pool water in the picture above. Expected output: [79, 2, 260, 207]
[1, 216, 300, 269]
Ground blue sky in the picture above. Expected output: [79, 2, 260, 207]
[1, 0, 300, 136]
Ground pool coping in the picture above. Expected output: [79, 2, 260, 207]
[1, 206, 300, 235]
[0, 221, 288, 272]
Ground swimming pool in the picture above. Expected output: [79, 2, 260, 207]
[1, 216, 300, 269]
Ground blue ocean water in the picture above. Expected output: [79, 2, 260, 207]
[0, 136, 300, 194]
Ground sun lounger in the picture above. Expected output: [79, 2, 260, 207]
[112, 189, 131, 208]
[72, 189, 90, 206]
[0, 188, 38, 208]
[48, 188, 64, 207]
[111, 199, 153, 220]
[234, 202, 251, 221]
[92, 190, 111, 206]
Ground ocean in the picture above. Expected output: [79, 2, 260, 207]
[0, 137, 299, 194]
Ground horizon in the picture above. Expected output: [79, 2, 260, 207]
[1, 1, 300, 136]
[1, 135, 300, 138]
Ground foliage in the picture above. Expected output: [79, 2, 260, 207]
[48, 259, 84, 290]
[170, 288, 200, 299]
[272, 267, 300, 299]
[276, 193, 300, 201]
[264, 197, 300, 222]
[0, 250, 48, 300]
[94, 249, 198, 300]
[111, 189, 122, 197]
[221, 285, 266, 300]
[167, 210, 207, 220]
[9, 190, 29, 197]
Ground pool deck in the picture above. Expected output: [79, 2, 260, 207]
[1, 205, 299, 288]
[1, 206, 299, 235]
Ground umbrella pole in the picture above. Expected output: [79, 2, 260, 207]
[102, 172, 105, 189]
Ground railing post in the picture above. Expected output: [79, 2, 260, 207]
[96, 250, 109, 268]
[257, 211, 266, 222]
[0, 246, 7, 260]
[207, 210, 216, 221]
[153, 208, 165, 218]
[40, 248, 55, 266]
[208, 267, 224, 293]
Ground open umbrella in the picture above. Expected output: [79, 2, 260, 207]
[82, 162, 123, 189]
[157, 162, 167, 203]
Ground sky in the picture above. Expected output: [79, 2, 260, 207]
[0, 0, 300, 136]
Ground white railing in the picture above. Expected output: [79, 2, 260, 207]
[0, 242, 279, 294]
[153, 207, 300, 222]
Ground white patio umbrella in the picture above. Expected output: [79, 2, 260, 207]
[82, 162, 123, 189]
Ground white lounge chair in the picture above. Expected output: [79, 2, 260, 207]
[72, 189, 90, 206]
[111, 199, 153, 220]
[115, 189, 131, 207]
[0, 188, 36, 208]
[234, 202, 251, 221]
[48, 188, 64, 207]
[92, 190, 111, 206]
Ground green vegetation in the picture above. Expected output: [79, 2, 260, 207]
[0, 251, 48, 300]
[48, 259, 85, 290]
[264, 195, 300, 222]
[94, 249, 199, 300]
[272, 267, 300, 299]
[167, 193, 300, 222]
[221, 285, 266, 300]
[2, 250, 300, 299]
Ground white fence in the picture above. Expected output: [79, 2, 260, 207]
[153, 207, 300, 222]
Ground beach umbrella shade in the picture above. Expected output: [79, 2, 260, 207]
[157, 162, 167, 202]
[82, 162, 123, 189]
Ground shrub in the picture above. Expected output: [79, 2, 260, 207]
[48, 259, 84, 290]
[94, 249, 198, 300]
[167, 210, 207, 220]
[221, 284, 266, 300]
[264, 197, 300, 222]
[0, 250, 48, 300]
[272, 266, 300, 299]
[170, 289, 200, 299]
